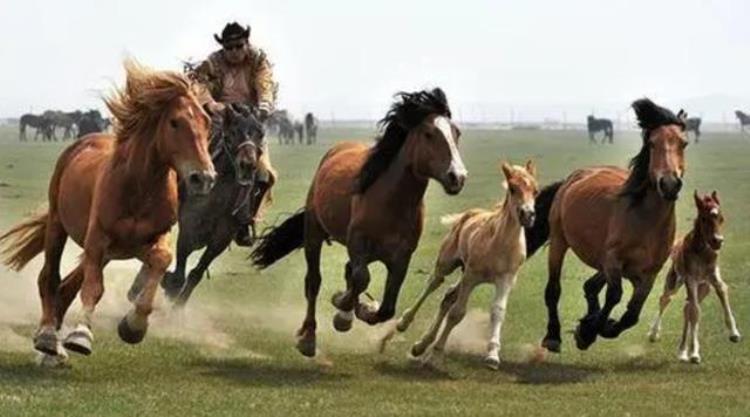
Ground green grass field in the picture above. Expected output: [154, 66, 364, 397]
[1, 125, 749, 417]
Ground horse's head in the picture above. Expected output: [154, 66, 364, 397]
[648, 121, 687, 201]
[501, 160, 538, 228]
[159, 95, 216, 195]
[217, 103, 265, 185]
[630, 99, 688, 202]
[694, 190, 724, 251]
[408, 114, 467, 195]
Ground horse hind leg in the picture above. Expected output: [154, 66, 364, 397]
[648, 267, 681, 342]
[542, 236, 568, 353]
[297, 213, 326, 357]
[397, 255, 459, 332]
[34, 217, 68, 356]
[411, 283, 460, 358]
[425, 279, 478, 366]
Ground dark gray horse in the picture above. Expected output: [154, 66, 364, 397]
[19, 113, 53, 141]
[294, 121, 304, 144]
[586, 115, 614, 144]
[304, 112, 318, 144]
[77, 110, 106, 138]
[685, 117, 702, 143]
[736, 111, 750, 134]
[159, 103, 266, 306]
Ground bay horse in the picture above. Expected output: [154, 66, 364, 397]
[251, 88, 467, 357]
[648, 191, 741, 363]
[158, 103, 265, 306]
[587, 115, 614, 144]
[0, 60, 216, 362]
[393, 160, 538, 369]
[526, 98, 688, 353]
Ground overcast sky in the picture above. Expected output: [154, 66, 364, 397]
[1, 0, 748, 122]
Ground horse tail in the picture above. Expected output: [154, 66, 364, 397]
[250, 209, 306, 269]
[0, 211, 48, 271]
[525, 180, 564, 257]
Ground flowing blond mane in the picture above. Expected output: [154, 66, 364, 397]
[104, 59, 207, 143]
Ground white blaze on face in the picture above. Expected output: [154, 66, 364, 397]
[433, 116, 467, 177]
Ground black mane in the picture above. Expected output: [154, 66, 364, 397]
[356, 88, 451, 193]
[620, 98, 685, 203]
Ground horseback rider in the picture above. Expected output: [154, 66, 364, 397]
[189, 22, 278, 246]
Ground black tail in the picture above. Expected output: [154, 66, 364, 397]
[250, 210, 306, 269]
[525, 180, 564, 257]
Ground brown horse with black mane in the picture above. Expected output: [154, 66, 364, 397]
[251, 88, 467, 357]
[0, 60, 216, 363]
[526, 98, 688, 352]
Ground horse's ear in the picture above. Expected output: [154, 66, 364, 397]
[500, 161, 513, 180]
[525, 159, 537, 177]
[677, 109, 688, 129]
[711, 190, 720, 205]
[693, 190, 703, 209]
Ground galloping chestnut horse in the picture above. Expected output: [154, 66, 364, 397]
[526, 98, 688, 352]
[0, 60, 215, 361]
[251, 88, 467, 357]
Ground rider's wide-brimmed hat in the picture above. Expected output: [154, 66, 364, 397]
[214, 22, 250, 45]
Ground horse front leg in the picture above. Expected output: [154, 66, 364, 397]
[331, 254, 370, 332]
[599, 274, 656, 340]
[63, 236, 106, 356]
[161, 228, 192, 299]
[359, 255, 411, 325]
[575, 265, 623, 350]
[117, 236, 173, 345]
[173, 233, 231, 307]
[710, 267, 741, 342]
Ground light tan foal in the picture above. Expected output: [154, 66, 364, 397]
[648, 191, 741, 363]
[395, 160, 538, 369]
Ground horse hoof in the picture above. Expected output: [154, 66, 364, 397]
[689, 355, 701, 364]
[33, 328, 59, 356]
[63, 325, 93, 356]
[161, 272, 184, 299]
[36, 347, 69, 368]
[598, 319, 619, 339]
[296, 336, 317, 358]
[332, 310, 353, 332]
[410, 342, 427, 358]
[730, 334, 742, 343]
[330, 291, 347, 311]
[117, 315, 147, 344]
[395, 317, 411, 333]
[483, 356, 500, 370]
[574, 325, 596, 351]
[541, 337, 561, 353]
[648, 332, 660, 343]
[678, 352, 690, 363]
[355, 300, 380, 324]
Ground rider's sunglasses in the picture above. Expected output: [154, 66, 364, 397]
[224, 43, 245, 51]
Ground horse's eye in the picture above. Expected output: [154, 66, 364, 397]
[170, 119, 179, 129]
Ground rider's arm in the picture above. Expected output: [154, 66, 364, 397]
[254, 51, 276, 116]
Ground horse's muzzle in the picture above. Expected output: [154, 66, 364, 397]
[658, 175, 682, 201]
[187, 170, 216, 195]
[519, 208, 536, 228]
[442, 170, 466, 195]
